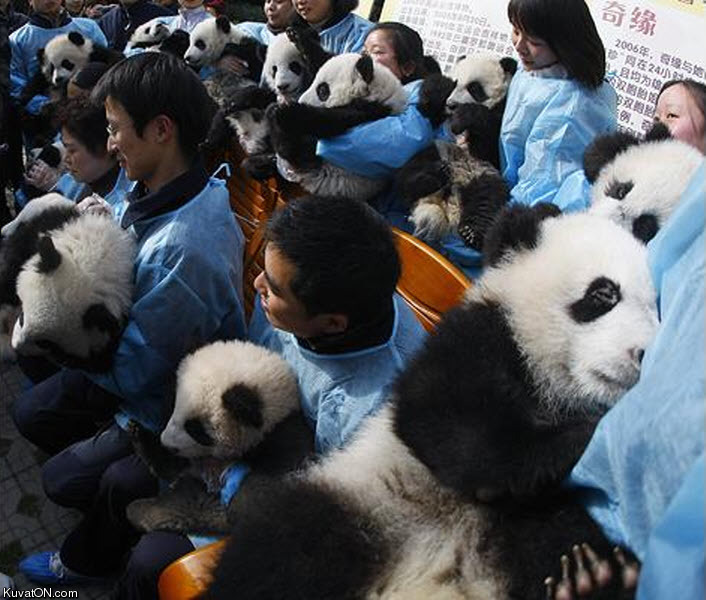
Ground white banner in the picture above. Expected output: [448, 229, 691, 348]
[381, 0, 706, 136]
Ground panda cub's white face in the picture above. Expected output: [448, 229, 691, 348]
[12, 213, 135, 364]
[589, 138, 703, 244]
[263, 33, 309, 104]
[298, 53, 408, 113]
[446, 54, 512, 109]
[475, 213, 658, 417]
[42, 33, 93, 86]
[161, 340, 300, 460]
[184, 16, 242, 68]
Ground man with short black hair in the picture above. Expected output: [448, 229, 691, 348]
[250, 195, 426, 453]
[14, 52, 246, 585]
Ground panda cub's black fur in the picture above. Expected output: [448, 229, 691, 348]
[206, 204, 658, 600]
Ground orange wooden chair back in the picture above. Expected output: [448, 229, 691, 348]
[391, 227, 472, 331]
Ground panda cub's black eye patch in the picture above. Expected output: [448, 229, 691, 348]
[605, 180, 633, 201]
[195, 39, 206, 50]
[289, 61, 302, 75]
[569, 277, 622, 323]
[316, 82, 330, 102]
[184, 418, 214, 446]
[272, 65, 278, 76]
[466, 81, 488, 103]
[61, 59, 74, 70]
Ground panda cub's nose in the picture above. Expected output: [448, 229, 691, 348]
[277, 83, 290, 92]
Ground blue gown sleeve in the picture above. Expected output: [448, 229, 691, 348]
[636, 454, 704, 600]
[568, 164, 705, 557]
[317, 84, 434, 179]
[9, 30, 49, 114]
[500, 71, 616, 208]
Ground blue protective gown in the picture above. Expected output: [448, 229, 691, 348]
[52, 167, 133, 205]
[568, 163, 705, 598]
[499, 64, 617, 210]
[249, 294, 427, 454]
[9, 16, 107, 115]
[90, 172, 247, 432]
[234, 21, 278, 46]
[317, 12, 371, 55]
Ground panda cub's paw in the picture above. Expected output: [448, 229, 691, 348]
[418, 74, 456, 127]
[545, 544, 640, 600]
[457, 224, 477, 248]
[410, 202, 450, 242]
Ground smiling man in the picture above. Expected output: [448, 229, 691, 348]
[250, 195, 427, 454]
[13, 52, 247, 586]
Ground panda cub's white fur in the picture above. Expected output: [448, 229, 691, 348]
[472, 213, 657, 417]
[125, 20, 170, 51]
[446, 54, 513, 109]
[588, 138, 703, 238]
[299, 53, 407, 113]
[12, 213, 136, 360]
[161, 340, 300, 461]
[184, 16, 250, 68]
[263, 33, 311, 104]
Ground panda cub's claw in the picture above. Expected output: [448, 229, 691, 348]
[457, 224, 476, 247]
[545, 543, 639, 600]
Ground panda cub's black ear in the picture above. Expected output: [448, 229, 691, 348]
[583, 131, 640, 183]
[36, 235, 62, 273]
[68, 31, 85, 46]
[36, 48, 45, 63]
[500, 57, 517, 76]
[644, 121, 672, 142]
[222, 383, 264, 429]
[483, 203, 561, 268]
[216, 15, 231, 34]
[355, 54, 375, 84]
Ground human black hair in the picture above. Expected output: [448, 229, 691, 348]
[367, 21, 435, 84]
[332, 0, 358, 17]
[507, 0, 605, 89]
[56, 96, 109, 156]
[266, 196, 400, 326]
[90, 52, 217, 160]
[659, 79, 706, 121]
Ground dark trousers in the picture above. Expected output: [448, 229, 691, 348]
[112, 532, 194, 600]
[11, 368, 119, 456]
[11, 369, 159, 577]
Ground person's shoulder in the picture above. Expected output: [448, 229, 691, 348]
[9, 20, 32, 43]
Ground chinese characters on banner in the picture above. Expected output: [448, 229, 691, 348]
[380, 0, 706, 137]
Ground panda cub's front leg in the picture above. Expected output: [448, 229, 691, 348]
[457, 172, 510, 250]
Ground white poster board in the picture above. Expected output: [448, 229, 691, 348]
[380, 0, 706, 136]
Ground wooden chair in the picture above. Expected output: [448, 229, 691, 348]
[157, 539, 227, 600]
[391, 227, 472, 331]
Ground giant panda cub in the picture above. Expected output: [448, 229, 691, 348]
[394, 54, 516, 250]
[184, 16, 266, 82]
[584, 123, 704, 244]
[125, 340, 314, 535]
[0, 194, 136, 371]
[444, 53, 517, 168]
[206, 204, 657, 600]
[19, 31, 123, 106]
[267, 53, 408, 201]
[125, 21, 191, 59]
